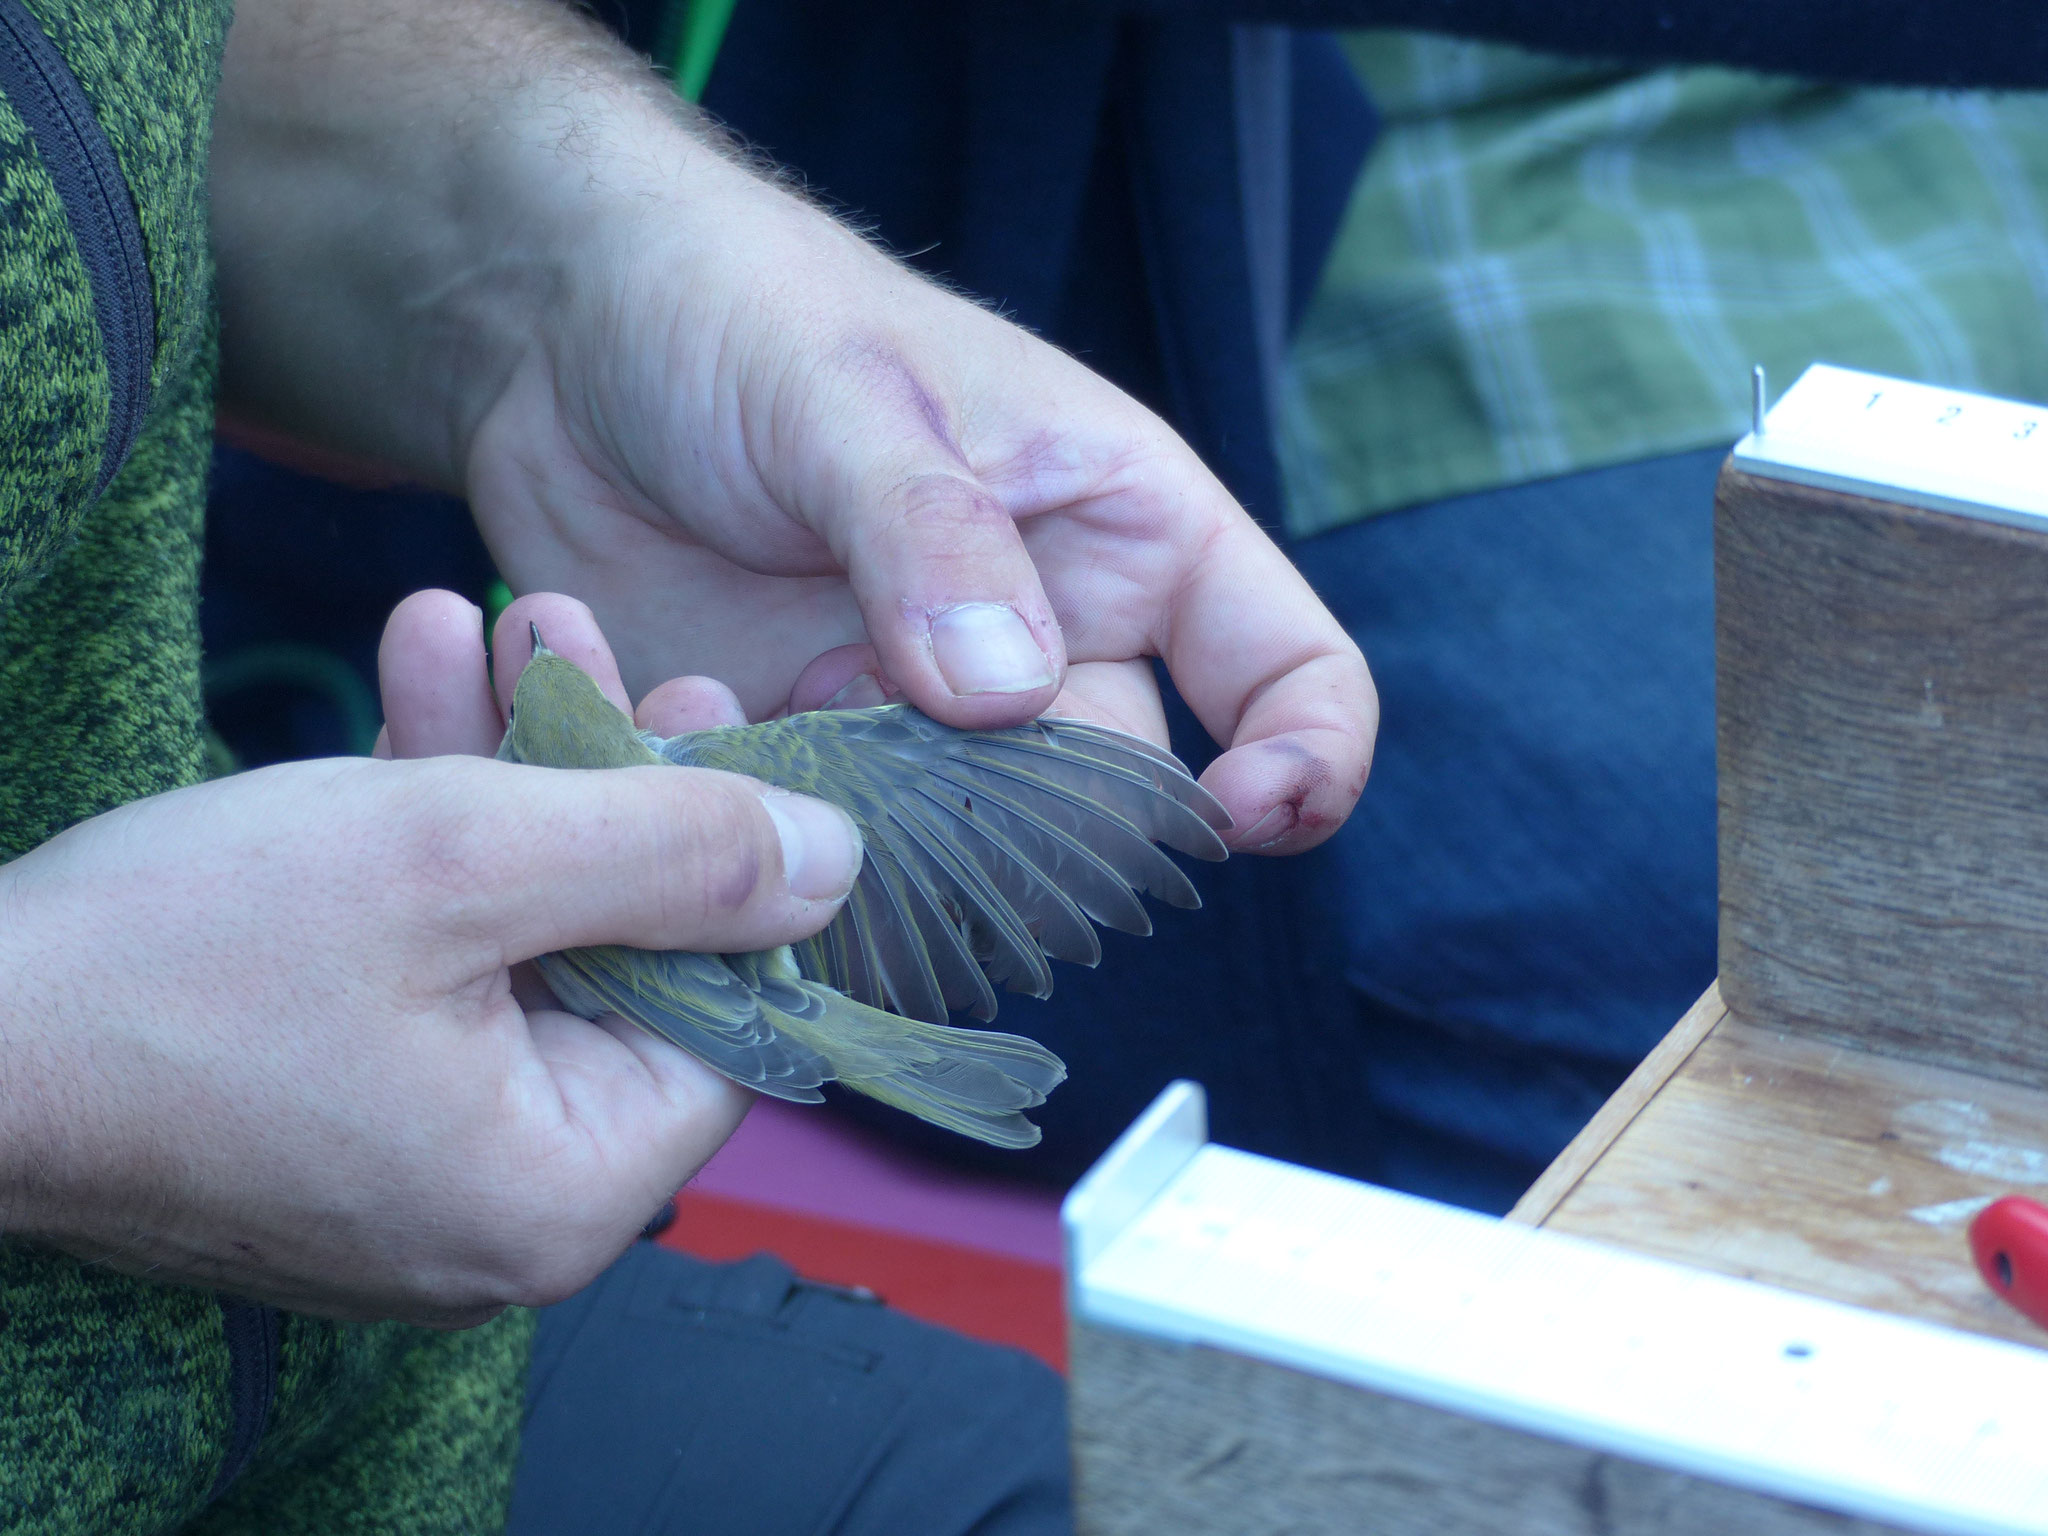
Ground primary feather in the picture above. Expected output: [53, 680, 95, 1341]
[499, 633, 1228, 1147]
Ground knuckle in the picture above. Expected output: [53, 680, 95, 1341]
[826, 334, 964, 457]
[648, 773, 772, 929]
[384, 764, 507, 916]
[888, 472, 1010, 544]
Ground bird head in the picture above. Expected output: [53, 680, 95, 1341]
[502, 625, 652, 770]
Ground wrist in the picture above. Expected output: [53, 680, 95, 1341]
[212, 0, 802, 491]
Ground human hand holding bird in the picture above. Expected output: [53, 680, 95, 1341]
[386, 590, 1229, 1148]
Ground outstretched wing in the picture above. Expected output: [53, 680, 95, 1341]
[538, 945, 833, 1102]
[654, 706, 1232, 1024]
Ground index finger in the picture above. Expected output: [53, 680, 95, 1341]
[1157, 513, 1377, 854]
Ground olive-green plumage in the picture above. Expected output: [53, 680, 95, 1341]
[498, 631, 1230, 1147]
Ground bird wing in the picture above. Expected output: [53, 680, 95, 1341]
[537, 945, 833, 1102]
[652, 706, 1233, 1024]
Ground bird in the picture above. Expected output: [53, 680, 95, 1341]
[497, 626, 1231, 1146]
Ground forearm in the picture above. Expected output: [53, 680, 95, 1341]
[211, 0, 766, 488]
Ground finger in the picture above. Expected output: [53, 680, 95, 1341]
[786, 647, 1164, 751]
[377, 590, 499, 759]
[798, 362, 1066, 726]
[492, 592, 633, 720]
[523, 1006, 751, 1238]
[1158, 514, 1378, 855]
[787, 643, 902, 713]
[430, 757, 865, 957]
[846, 476, 1065, 726]
[1045, 659, 1170, 746]
[635, 675, 749, 735]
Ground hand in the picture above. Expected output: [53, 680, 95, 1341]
[209, 0, 1376, 856]
[0, 627, 861, 1324]
[376, 591, 754, 758]
[468, 206, 1375, 852]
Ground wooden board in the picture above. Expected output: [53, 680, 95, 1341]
[1717, 465, 2048, 1089]
[1072, 1323, 1911, 1536]
[1510, 983, 1724, 1227]
[1530, 985, 2048, 1351]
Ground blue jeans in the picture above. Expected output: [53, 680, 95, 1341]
[850, 448, 1722, 1213]
[1298, 448, 1722, 1209]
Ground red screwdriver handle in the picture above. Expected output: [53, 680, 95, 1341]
[1968, 1195, 2048, 1331]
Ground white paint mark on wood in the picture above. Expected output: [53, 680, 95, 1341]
[1906, 1196, 1996, 1227]
[1896, 1099, 1989, 1138]
[1918, 677, 1945, 728]
[1935, 1141, 2048, 1184]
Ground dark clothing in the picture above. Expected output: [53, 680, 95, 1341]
[1117, 1, 2048, 89]
[691, 2, 1379, 532]
[1304, 449, 1723, 1211]
[509, 1245, 1071, 1536]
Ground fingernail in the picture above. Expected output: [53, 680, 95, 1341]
[763, 791, 864, 901]
[929, 604, 1055, 696]
[1234, 804, 1298, 850]
[825, 672, 888, 710]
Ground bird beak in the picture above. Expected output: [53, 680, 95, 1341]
[529, 621, 550, 657]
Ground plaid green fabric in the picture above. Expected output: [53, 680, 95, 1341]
[1279, 32, 2048, 534]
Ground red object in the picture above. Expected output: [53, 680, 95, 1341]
[657, 1187, 1067, 1371]
[1968, 1195, 2048, 1331]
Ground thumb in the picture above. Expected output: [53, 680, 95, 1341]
[428, 758, 864, 961]
[826, 453, 1066, 729]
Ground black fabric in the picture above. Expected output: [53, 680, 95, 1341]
[508, 1244, 1071, 1536]
[200, 448, 493, 767]
[0, 0, 154, 495]
[206, 1298, 282, 1503]
[687, 2, 1377, 525]
[1114, 1, 2048, 89]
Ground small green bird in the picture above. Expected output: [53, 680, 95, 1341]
[498, 628, 1230, 1146]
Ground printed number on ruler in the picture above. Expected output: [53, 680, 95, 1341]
[1740, 365, 2048, 526]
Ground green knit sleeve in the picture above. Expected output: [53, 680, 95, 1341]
[186, 1312, 539, 1536]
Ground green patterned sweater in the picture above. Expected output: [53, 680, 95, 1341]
[0, 2, 533, 1531]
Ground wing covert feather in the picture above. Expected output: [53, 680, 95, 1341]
[657, 706, 1231, 1024]
[537, 946, 831, 1103]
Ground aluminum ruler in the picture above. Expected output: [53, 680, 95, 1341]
[1734, 363, 2048, 529]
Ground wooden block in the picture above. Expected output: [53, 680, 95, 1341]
[1530, 984, 2048, 1351]
[1071, 1322, 1912, 1536]
[1716, 464, 2048, 1087]
[1509, 983, 1725, 1227]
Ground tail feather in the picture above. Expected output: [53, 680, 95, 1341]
[768, 980, 1067, 1148]
[841, 1073, 1046, 1149]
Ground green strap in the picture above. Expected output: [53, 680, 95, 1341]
[661, 0, 737, 103]
[203, 643, 383, 758]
